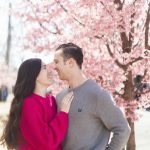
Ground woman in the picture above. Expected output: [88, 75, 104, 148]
[0, 58, 73, 150]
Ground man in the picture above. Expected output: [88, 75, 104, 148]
[54, 43, 131, 150]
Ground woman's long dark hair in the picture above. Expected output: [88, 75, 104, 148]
[0, 58, 42, 150]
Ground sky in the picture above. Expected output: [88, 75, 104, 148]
[0, 0, 8, 58]
[0, 0, 53, 69]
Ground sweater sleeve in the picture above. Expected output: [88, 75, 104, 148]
[95, 89, 131, 150]
[20, 98, 68, 150]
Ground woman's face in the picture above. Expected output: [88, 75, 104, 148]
[36, 62, 53, 87]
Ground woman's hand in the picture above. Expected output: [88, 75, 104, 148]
[60, 92, 74, 113]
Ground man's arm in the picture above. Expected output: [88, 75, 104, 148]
[96, 89, 131, 150]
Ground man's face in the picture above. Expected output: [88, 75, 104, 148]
[54, 49, 69, 80]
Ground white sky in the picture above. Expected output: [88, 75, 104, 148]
[0, 0, 8, 55]
[0, 0, 53, 69]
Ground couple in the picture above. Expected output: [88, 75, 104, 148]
[1, 43, 131, 150]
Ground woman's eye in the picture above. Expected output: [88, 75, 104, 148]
[42, 65, 47, 69]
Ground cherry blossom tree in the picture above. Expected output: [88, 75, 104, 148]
[0, 63, 16, 92]
[14, 0, 150, 149]
[0, 1, 16, 93]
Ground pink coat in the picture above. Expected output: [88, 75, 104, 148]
[19, 93, 68, 150]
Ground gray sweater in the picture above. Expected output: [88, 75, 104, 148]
[56, 79, 131, 150]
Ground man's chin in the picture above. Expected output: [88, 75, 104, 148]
[59, 77, 64, 80]
[58, 75, 65, 80]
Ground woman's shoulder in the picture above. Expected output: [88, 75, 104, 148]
[22, 94, 40, 110]
[24, 94, 34, 102]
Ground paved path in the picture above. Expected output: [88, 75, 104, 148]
[0, 96, 150, 150]
[135, 110, 150, 150]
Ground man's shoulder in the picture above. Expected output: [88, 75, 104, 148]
[88, 80, 113, 100]
[87, 79, 103, 92]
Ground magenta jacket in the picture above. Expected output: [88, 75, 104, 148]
[19, 93, 68, 150]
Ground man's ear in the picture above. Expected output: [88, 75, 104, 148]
[67, 58, 75, 67]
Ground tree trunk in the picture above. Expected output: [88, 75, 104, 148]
[123, 71, 136, 150]
[127, 118, 136, 150]
[5, 2, 12, 66]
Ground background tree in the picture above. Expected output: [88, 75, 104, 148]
[15, 0, 150, 149]
[5, 1, 12, 65]
[0, 0, 16, 92]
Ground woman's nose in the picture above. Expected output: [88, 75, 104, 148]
[47, 63, 55, 70]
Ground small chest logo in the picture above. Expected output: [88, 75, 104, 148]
[78, 108, 82, 112]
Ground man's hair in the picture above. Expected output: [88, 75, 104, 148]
[56, 43, 83, 69]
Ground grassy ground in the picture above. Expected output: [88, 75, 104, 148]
[0, 95, 150, 150]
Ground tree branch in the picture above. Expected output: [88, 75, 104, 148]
[106, 44, 127, 70]
[128, 4, 136, 50]
[106, 44, 113, 57]
[113, 91, 123, 98]
[132, 40, 141, 49]
[56, 0, 85, 27]
[39, 22, 61, 34]
[94, 35, 104, 39]
[143, 69, 148, 78]
[26, 0, 61, 35]
[120, 32, 132, 53]
[113, 0, 132, 53]
[100, 1, 114, 18]
[114, 0, 124, 10]
[127, 56, 143, 66]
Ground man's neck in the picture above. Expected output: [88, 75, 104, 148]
[68, 73, 87, 89]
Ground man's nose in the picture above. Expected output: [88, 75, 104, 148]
[47, 63, 55, 70]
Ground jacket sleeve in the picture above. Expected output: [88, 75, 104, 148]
[96, 89, 131, 150]
[20, 98, 68, 150]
